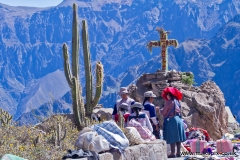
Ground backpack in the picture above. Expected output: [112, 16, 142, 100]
[128, 119, 156, 141]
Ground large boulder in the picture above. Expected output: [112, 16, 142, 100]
[128, 70, 228, 140]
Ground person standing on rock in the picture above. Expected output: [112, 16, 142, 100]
[112, 87, 135, 120]
[142, 91, 160, 139]
[160, 87, 186, 158]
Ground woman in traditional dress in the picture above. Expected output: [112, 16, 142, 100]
[142, 91, 160, 138]
[127, 102, 153, 133]
[160, 87, 186, 158]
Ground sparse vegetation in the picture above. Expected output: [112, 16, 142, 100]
[181, 72, 196, 86]
[0, 115, 79, 160]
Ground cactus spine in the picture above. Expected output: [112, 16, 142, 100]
[0, 108, 13, 127]
[62, 3, 103, 129]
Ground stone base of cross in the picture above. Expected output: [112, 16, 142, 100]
[147, 27, 178, 71]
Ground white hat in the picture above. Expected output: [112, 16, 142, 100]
[118, 87, 128, 95]
[144, 91, 156, 98]
[119, 103, 129, 110]
[130, 102, 144, 109]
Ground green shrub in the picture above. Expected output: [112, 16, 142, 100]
[181, 72, 196, 86]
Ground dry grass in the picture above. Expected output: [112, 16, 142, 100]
[0, 115, 79, 160]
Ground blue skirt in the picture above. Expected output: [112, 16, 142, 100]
[163, 116, 186, 144]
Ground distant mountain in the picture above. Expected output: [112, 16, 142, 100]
[0, 0, 239, 123]
[121, 14, 240, 121]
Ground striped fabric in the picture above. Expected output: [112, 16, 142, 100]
[128, 119, 156, 141]
[92, 121, 129, 152]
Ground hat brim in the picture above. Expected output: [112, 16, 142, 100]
[118, 91, 128, 95]
[162, 87, 182, 100]
[119, 106, 129, 110]
[152, 94, 157, 97]
[131, 106, 144, 110]
[130, 104, 144, 110]
[144, 94, 157, 98]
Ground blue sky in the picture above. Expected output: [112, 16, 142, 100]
[0, 0, 63, 7]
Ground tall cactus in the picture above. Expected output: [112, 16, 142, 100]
[62, 3, 104, 129]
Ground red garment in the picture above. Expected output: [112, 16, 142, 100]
[162, 87, 183, 100]
[189, 127, 210, 142]
[198, 128, 210, 142]
[184, 146, 191, 152]
[114, 113, 130, 123]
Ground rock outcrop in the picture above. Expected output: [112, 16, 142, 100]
[225, 106, 239, 133]
[92, 107, 113, 121]
[128, 70, 229, 140]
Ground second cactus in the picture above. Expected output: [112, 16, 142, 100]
[0, 108, 13, 127]
[62, 3, 104, 129]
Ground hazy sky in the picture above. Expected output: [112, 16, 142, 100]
[0, 0, 63, 7]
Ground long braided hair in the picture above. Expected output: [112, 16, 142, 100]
[142, 97, 151, 105]
[133, 107, 141, 121]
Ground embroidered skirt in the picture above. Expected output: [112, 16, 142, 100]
[163, 115, 186, 144]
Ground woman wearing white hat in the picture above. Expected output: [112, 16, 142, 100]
[127, 102, 153, 132]
[142, 91, 160, 138]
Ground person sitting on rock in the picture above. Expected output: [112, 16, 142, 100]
[127, 102, 153, 133]
[142, 91, 160, 138]
[112, 87, 135, 120]
[114, 103, 130, 127]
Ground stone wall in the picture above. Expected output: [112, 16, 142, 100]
[74, 140, 167, 160]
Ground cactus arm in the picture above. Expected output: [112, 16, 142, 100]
[82, 20, 93, 116]
[63, 44, 73, 87]
[72, 3, 79, 79]
[72, 77, 82, 129]
[91, 61, 103, 108]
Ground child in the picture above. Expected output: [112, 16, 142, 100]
[114, 103, 130, 127]
[128, 102, 153, 132]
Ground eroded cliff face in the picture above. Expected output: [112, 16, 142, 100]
[128, 70, 228, 140]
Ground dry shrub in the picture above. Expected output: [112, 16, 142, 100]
[0, 115, 79, 160]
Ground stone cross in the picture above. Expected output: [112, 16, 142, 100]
[147, 27, 178, 71]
